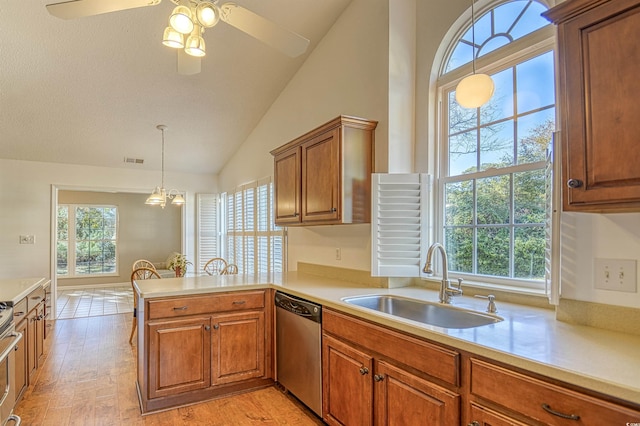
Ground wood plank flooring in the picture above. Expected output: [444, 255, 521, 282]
[15, 313, 324, 425]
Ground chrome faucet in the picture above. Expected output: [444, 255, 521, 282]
[423, 242, 463, 304]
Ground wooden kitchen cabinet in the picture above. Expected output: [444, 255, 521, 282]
[322, 309, 460, 426]
[13, 308, 28, 403]
[543, 0, 640, 211]
[271, 115, 377, 225]
[468, 357, 640, 425]
[138, 289, 273, 413]
[147, 316, 212, 399]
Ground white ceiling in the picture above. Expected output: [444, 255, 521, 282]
[0, 0, 351, 175]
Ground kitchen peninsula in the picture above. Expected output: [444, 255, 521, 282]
[134, 271, 640, 423]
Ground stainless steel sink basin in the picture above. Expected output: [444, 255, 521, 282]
[342, 295, 502, 329]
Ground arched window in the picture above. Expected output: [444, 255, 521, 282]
[436, 0, 555, 289]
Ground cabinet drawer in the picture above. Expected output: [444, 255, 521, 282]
[147, 291, 265, 320]
[27, 287, 45, 312]
[13, 298, 27, 321]
[470, 358, 640, 424]
[323, 309, 459, 386]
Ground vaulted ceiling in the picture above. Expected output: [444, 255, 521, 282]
[0, 0, 351, 175]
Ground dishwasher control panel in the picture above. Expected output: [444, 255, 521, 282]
[275, 291, 322, 323]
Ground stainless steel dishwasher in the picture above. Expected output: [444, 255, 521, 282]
[275, 291, 322, 417]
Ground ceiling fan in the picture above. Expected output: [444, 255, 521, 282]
[45, 0, 311, 75]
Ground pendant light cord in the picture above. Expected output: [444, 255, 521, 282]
[471, 0, 477, 74]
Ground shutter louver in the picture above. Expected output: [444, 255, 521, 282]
[196, 194, 219, 272]
[372, 173, 430, 277]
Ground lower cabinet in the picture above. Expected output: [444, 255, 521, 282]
[14, 317, 28, 403]
[322, 309, 461, 426]
[139, 290, 272, 413]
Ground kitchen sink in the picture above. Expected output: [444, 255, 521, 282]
[342, 294, 502, 329]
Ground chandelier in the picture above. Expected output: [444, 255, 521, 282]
[455, 0, 495, 108]
[145, 125, 185, 208]
[162, 1, 221, 58]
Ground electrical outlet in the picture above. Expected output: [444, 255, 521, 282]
[335, 248, 341, 260]
[594, 258, 637, 292]
[19, 235, 35, 244]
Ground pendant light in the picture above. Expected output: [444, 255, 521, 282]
[145, 125, 185, 209]
[455, 0, 495, 109]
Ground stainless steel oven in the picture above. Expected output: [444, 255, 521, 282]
[0, 304, 21, 426]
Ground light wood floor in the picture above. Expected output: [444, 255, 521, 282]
[15, 313, 324, 425]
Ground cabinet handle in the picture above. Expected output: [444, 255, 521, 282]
[359, 367, 369, 375]
[14, 312, 24, 317]
[204, 325, 211, 331]
[213, 324, 220, 330]
[331, 208, 337, 212]
[232, 301, 246, 305]
[567, 179, 583, 188]
[30, 296, 42, 300]
[173, 306, 188, 311]
[373, 374, 384, 382]
[467, 422, 480, 426]
[541, 403, 580, 420]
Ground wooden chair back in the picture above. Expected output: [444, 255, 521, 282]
[129, 267, 161, 344]
[132, 259, 156, 271]
[221, 263, 238, 275]
[203, 257, 228, 275]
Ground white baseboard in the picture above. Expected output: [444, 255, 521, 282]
[57, 282, 130, 290]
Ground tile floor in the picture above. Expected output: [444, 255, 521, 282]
[56, 286, 133, 319]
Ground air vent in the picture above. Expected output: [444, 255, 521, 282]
[124, 157, 144, 165]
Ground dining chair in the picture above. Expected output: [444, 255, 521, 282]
[203, 257, 228, 276]
[132, 259, 156, 271]
[221, 263, 238, 275]
[129, 267, 161, 344]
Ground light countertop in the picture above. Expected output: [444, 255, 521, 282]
[134, 271, 640, 406]
[0, 277, 49, 305]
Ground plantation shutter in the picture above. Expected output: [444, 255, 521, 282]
[546, 133, 561, 304]
[196, 194, 219, 272]
[371, 173, 430, 277]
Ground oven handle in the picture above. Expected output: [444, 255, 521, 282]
[0, 332, 22, 409]
[5, 414, 21, 425]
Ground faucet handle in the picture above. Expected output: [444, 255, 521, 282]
[455, 278, 464, 291]
[475, 294, 497, 313]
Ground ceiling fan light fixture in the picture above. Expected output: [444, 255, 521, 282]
[196, 2, 219, 28]
[185, 27, 206, 57]
[169, 5, 194, 34]
[162, 26, 184, 48]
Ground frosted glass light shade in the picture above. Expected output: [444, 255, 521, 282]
[162, 27, 184, 48]
[171, 193, 186, 205]
[196, 2, 219, 28]
[185, 31, 206, 57]
[145, 188, 164, 205]
[169, 5, 194, 34]
[455, 73, 495, 108]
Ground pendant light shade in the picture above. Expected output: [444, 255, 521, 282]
[146, 125, 185, 209]
[455, 0, 494, 109]
[185, 26, 206, 57]
[456, 73, 495, 108]
[169, 5, 194, 35]
[162, 26, 184, 49]
[195, 2, 220, 28]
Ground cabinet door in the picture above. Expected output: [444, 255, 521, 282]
[35, 303, 45, 365]
[211, 310, 265, 385]
[148, 316, 211, 399]
[374, 360, 460, 426]
[468, 403, 529, 426]
[301, 129, 340, 223]
[26, 309, 37, 384]
[14, 319, 28, 403]
[551, 0, 640, 210]
[274, 147, 301, 224]
[322, 334, 374, 426]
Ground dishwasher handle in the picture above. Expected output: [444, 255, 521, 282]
[275, 292, 322, 323]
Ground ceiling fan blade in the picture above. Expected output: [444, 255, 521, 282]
[219, 3, 310, 58]
[177, 50, 202, 75]
[46, 0, 161, 20]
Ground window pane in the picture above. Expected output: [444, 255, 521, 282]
[481, 68, 514, 124]
[57, 241, 68, 275]
[480, 120, 514, 169]
[514, 170, 545, 224]
[449, 129, 477, 175]
[445, 227, 473, 273]
[517, 108, 554, 164]
[449, 91, 477, 134]
[516, 51, 555, 113]
[514, 226, 545, 279]
[477, 176, 510, 225]
[509, 1, 550, 40]
[445, 181, 474, 226]
[477, 227, 510, 277]
[57, 206, 68, 240]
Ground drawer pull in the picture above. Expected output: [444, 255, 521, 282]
[173, 306, 188, 311]
[232, 301, 246, 305]
[14, 312, 24, 317]
[541, 403, 580, 420]
[30, 296, 42, 300]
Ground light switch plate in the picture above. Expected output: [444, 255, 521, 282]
[19, 235, 35, 244]
[594, 258, 637, 292]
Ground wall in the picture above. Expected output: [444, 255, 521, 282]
[56, 190, 181, 287]
[218, 0, 391, 272]
[0, 158, 216, 282]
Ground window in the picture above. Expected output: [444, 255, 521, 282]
[224, 178, 284, 274]
[437, 0, 555, 290]
[57, 205, 118, 277]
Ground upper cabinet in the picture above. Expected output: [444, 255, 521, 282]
[544, 0, 640, 212]
[271, 116, 377, 225]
